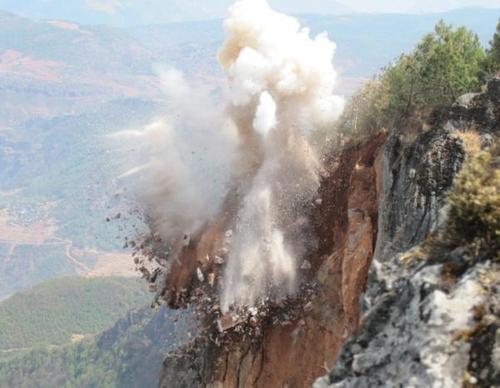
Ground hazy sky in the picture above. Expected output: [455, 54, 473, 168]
[0, 0, 498, 25]
[83, 0, 500, 14]
[82, 0, 500, 15]
[337, 0, 500, 13]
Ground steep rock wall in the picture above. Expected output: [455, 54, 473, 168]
[315, 78, 499, 388]
[158, 126, 464, 387]
[160, 133, 386, 388]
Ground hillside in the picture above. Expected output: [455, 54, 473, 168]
[0, 305, 195, 388]
[0, 277, 150, 351]
[316, 77, 500, 387]
[0, 98, 159, 300]
[0, 10, 164, 298]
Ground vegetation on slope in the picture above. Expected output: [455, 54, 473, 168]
[446, 142, 499, 255]
[381, 21, 485, 113]
[314, 18, 500, 148]
[429, 141, 500, 262]
[0, 277, 149, 350]
[312, 19, 499, 273]
[0, 306, 194, 388]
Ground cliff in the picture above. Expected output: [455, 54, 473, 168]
[157, 77, 499, 387]
[315, 77, 499, 388]
[159, 132, 386, 387]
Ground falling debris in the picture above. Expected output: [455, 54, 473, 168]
[197, 267, 205, 283]
[304, 302, 313, 312]
[119, 0, 341, 358]
[217, 314, 245, 332]
[249, 316, 259, 327]
[214, 256, 225, 265]
[301, 260, 312, 270]
[208, 273, 216, 287]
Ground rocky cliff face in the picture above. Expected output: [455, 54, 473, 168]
[159, 132, 387, 388]
[315, 77, 499, 388]
[158, 77, 499, 388]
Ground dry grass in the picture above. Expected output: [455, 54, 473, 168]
[452, 129, 482, 155]
[428, 141, 500, 261]
[399, 246, 427, 264]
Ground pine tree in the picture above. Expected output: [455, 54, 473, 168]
[487, 19, 500, 67]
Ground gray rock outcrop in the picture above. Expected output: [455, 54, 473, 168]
[315, 78, 499, 388]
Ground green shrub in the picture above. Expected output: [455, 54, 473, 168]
[440, 142, 499, 259]
[314, 21, 488, 148]
[380, 21, 485, 122]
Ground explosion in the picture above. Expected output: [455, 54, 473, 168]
[117, 0, 344, 315]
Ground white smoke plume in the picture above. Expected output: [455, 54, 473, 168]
[219, 0, 344, 311]
[111, 66, 236, 244]
[117, 0, 344, 313]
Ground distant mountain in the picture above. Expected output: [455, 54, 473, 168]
[130, 8, 500, 94]
[0, 277, 149, 350]
[301, 7, 500, 80]
[0, 0, 352, 26]
[0, 10, 162, 128]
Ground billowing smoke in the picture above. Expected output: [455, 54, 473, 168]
[111, 66, 236, 245]
[118, 0, 344, 313]
[219, 0, 344, 311]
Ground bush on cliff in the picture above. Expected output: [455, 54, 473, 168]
[380, 21, 485, 121]
[437, 141, 499, 260]
[323, 21, 488, 145]
[320, 22, 488, 149]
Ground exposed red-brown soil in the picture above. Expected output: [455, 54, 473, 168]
[0, 49, 66, 83]
[163, 132, 387, 387]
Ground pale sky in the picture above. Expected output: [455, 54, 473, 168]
[336, 0, 500, 13]
[0, 0, 498, 25]
[82, 0, 500, 15]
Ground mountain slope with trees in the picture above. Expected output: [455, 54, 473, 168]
[0, 305, 194, 388]
[0, 277, 149, 350]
